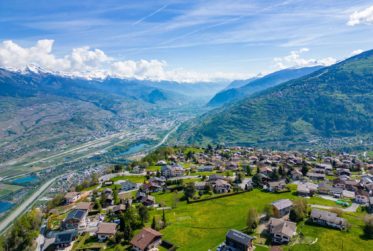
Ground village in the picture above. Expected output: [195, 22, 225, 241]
[37, 146, 373, 251]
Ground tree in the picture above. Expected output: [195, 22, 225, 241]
[183, 182, 196, 200]
[363, 215, 373, 239]
[246, 208, 259, 233]
[123, 221, 133, 241]
[151, 216, 158, 230]
[162, 209, 167, 228]
[235, 172, 244, 183]
[263, 204, 274, 219]
[245, 165, 252, 176]
[138, 205, 149, 225]
[114, 164, 124, 173]
[47, 193, 64, 211]
[301, 161, 309, 176]
[289, 198, 308, 222]
[270, 168, 280, 181]
[113, 188, 120, 205]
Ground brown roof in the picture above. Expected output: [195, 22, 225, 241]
[64, 192, 79, 199]
[75, 202, 93, 211]
[97, 222, 117, 235]
[130, 228, 162, 250]
[269, 218, 297, 238]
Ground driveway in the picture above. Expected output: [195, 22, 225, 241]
[310, 203, 359, 213]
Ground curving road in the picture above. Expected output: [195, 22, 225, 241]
[0, 176, 59, 234]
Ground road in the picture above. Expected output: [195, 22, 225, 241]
[0, 176, 59, 234]
[310, 203, 359, 212]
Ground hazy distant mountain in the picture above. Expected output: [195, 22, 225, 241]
[207, 66, 323, 107]
[177, 50, 373, 150]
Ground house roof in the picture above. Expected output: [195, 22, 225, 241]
[54, 230, 77, 245]
[269, 218, 297, 238]
[65, 209, 87, 221]
[310, 209, 346, 226]
[75, 202, 92, 211]
[226, 229, 254, 246]
[97, 222, 117, 235]
[130, 228, 162, 250]
[64, 192, 79, 199]
[272, 199, 293, 210]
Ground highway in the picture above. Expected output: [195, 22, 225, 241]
[0, 176, 59, 234]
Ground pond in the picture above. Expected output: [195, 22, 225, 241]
[0, 201, 14, 213]
[116, 143, 147, 156]
[12, 175, 39, 185]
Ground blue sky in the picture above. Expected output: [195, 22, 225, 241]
[0, 0, 373, 82]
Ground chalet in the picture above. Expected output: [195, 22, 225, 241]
[213, 179, 231, 193]
[121, 180, 137, 191]
[225, 229, 254, 251]
[307, 172, 325, 181]
[112, 204, 127, 214]
[268, 218, 297, 244]
[161, 165, 184, 178]
[272, 199, 293, 218]
[344, 180, 359, 192]
[291, 169, 303, 180]
[195, 181, 207, 190]
[355, 192, 369, 205]
[62, 209, 88, 230]
[141, 195, 156, 207]
[342, 190, 355, 199]
[336, 168, 351, 176]
[75, 202, 93, 212]
[208, 174, 226, 182]
[97, 222, 117, 241]
[130, 228, 162, 251]
[267, 180, 286, 192]
[260, 166, 273, 175]
[310, 209, 347, 230]
[64, 192, 80, 204]
[297, 182, 318, 197]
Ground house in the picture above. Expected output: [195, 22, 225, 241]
[53, 230, 77, 249]
[75, 202, 93, 212]
[355, 192, 369, 205]
[225, 229, 254, 251]
[272, 199, 293, 218]
[195, 181, 207, 190]
[268, 218, 297, 244]
[368, 197, 373, 213]
[62, 209, 88, 230]
[102, 188, 114, 207]
[260, 166, 273, 175]
[141, 195, 156, 207]
[121, 180, 137, 191]
[130, 227, 162, 251]
[112, 204, 127, 214]
[307, 172, 325, 181]
[64, 192, 80, 204]
[97, 222, 117, 241]
[297, 182, 317, 197]
[342, 190, 355, 199]
[310, 209, 347, 230]
[291, 169, 303, 180]
[213, 179, 231, 193]
[198, 165, 214, 172]
[161, 165, 185, 178]
[336, 168, 351, 176]
[156, 160, 167, 166]
[267, 180, 286, 192]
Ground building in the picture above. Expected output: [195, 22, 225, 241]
[97, 222, 117, 241]
[225, 229, 254, 251]
[297, 182, 318, 197]
[272, 199, 293, 218]
[75, 202, 93, 212]
[53, 230, 78, 249]
[130, 227, 162, 251]
[62, 209, 88, 230]
[267, 180, 287, 192]
[161, 165, 185, 178]
[213, 179, 231, 193]
[64, 192, 80, 204]
[268, 218, 297, 244]
[310, 209, 347, 230]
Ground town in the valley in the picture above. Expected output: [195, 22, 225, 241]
[23, 146, 373, 251]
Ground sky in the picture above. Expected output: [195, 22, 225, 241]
[0, 0, 373, 82]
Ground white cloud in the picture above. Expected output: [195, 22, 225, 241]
[0, 39, 252, 83]
[351, 49, 363, 56]
[273, 48, 337, 69]
[347, 5, 373, 26]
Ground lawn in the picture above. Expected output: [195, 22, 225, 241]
[0, 183, 23, 197]
[148, 189, 371, 251]
[110, 175, 146, 183]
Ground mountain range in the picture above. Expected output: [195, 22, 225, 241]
[176, 50, 373, 150]
[207, 66, 323, 107]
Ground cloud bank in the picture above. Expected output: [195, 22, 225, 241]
[347, 5, 373, 26]
[273, 48, 337, 69]
[0, 39, 252, 83]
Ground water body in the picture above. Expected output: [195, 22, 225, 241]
[116, 143, 147, 156]
[0, 201, 14, 213]
[12, 175, 39, 185]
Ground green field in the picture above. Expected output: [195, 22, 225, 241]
[0, 183, 23, 198]
[110, 175, 147, 183]
[149, 189, 372, 251]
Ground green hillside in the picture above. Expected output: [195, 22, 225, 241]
[177, 50, 373, 150]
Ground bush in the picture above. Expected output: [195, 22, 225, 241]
[363, 215, 373, 239]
